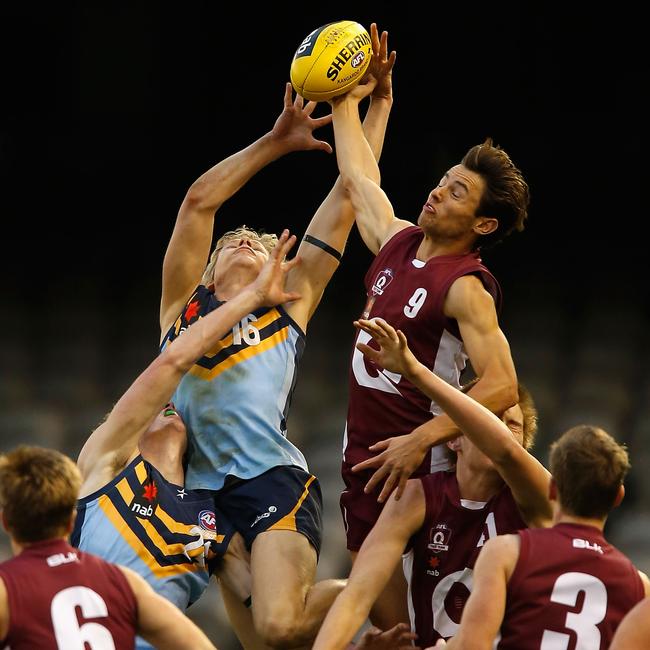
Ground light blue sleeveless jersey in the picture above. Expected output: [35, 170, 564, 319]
[161, 286, 308, 491]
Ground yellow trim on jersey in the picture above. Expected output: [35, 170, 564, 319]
[190, 325, 290, 381]
[198, 308, 282, 359]
[98, 495, 200, 578]
[269, 475, 316, 533]
[156, 505, 226, 545]
[135, 461, 147, 483]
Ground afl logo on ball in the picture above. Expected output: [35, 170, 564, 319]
[351, 51, 366, 68]
[198, 510, 216, 531]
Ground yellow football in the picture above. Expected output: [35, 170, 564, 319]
[290, 20, 372, 101]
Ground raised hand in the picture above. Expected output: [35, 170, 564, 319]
[367, 23, 396, 102]
[250, 229, 302, 306]
[354, 318, 419, 378]
[270, 83, 333, 153]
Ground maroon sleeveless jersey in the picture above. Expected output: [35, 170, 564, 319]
[497, 523, 645, 650]
[404, 471, 526, 646]
[344, 226, 501, 473]
[0, 538, 137, 649]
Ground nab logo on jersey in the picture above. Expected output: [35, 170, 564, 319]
[198, 509, 216, 532]
[131, 479, 158, 519]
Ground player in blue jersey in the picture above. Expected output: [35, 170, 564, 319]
[158, 23, 395, 649]
[73, 231, 301, 649]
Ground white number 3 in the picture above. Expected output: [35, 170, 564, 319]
[404, 288, 427, 318]
[51, 586, 116, 649]
[541, 572, 607, 649]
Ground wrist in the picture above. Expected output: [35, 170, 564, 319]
[260, 131, 293, 158]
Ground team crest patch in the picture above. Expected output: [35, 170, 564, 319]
[428, 523, 452, 553]
[198, 509, 216, 532]
[362, 268, 395, 318]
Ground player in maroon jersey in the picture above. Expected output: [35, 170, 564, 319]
[610, 597, 650, 650]
[330, 69, 528, 626]
[441, 425, 650, 650]
[0, 445, 216, 650]
[312, 318, 552, 650]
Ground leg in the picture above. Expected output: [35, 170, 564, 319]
[251, 529, 345, 648]
[350, 550, 410, 630]
[220, 581, 271, 650]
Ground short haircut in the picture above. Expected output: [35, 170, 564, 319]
[461, 138, 530, 249]
[550, 425, 630, 519]
[0, 445, 81, 543]
[201, 225, 278, 286]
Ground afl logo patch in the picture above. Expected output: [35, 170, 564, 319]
[198, 510, 216, 531]
[351, 51, 366, 68]
[371, 268, 394, 296]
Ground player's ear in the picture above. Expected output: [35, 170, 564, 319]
[613, 484, 625, 509]
[474, 216, 498, 236]
[548, 477, 558, 502]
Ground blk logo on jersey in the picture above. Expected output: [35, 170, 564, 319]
[428, 523, 452, 553]
[198, 510, 216, 532]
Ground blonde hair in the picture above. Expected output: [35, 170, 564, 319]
[0, 446, 81, 542]
[201, 225, 279, 286]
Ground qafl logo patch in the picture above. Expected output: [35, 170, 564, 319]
[371, 268, 394, 296]
[428, 523, 452, 554]
[198, 510, 216, 532]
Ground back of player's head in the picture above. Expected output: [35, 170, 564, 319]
[202, 224, 279, 285]
[549, 425, 630, 519]
[0, 445, 81, 543]
[461, 138, 529, 249]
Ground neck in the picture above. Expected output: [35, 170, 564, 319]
[456, 462, 503, 501]
[213, 276, 254, 302]
[10, 535, 67, 556]
[554, 511, 607, 531]
[416, 233, 475, 261]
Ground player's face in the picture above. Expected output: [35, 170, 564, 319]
[212, 235, 270, 284]
[418, 165, 486, 240]
[502, 404, 525, 446]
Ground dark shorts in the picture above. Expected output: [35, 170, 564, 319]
[340, 461, 386, 552]
[203, 503, 238, 573]
[213, 465, 323, 556]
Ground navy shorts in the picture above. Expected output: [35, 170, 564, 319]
[213, 465, 323, 556]
[340, 461, 386, 552]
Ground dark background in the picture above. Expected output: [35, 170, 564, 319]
[1, 4, 648, 647]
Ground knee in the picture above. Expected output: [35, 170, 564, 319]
[255, 615, 303, 648]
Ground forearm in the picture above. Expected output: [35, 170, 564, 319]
[167, 288, 259, 369]
[332, 100, 380, 185]
[312, 587, 374, 650]
[406, 363, 515, 457]
[363, 96, 392, 161]
[184, 132, 290, 211]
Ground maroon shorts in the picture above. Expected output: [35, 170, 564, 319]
[340, 461, 387, 552]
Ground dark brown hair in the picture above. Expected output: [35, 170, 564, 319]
[461, 138, 530, 249]
[549, 425, 630, 518]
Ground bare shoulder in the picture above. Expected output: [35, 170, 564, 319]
[444, 274, 496, 319]
[0, 574, 9, 640]
[480, 533, 521, 565]
[378, 219, 415, 251]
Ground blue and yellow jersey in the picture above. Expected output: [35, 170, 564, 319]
[71, 456, 232, 613]
[161, 285, 308, 491]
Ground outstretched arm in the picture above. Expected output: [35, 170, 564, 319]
[285, 24, 397, 330]
[330, 43, 412, 256]
[443, 535, 518, 650]
[610, 597, 650, 650]
[312, 480, 425, 650]
[121, 567, 217, 649]
[353, 317, 552, 527]
[160, 85, 331, 335]
[78, 232, 300, 497]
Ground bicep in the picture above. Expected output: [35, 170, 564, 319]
[160, 201, 215, 332]
[446, 276, 516, 382]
